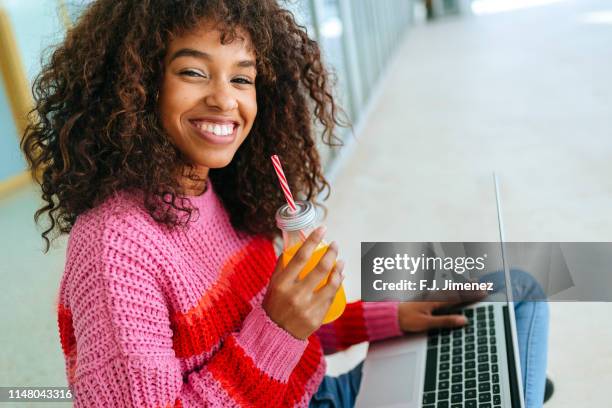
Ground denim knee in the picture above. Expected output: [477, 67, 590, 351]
[508, 268, 547, 302]
[480, 269, 547, 302]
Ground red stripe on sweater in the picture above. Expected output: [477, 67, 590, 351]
[57, 304, 77, 383]
[207, 335, 287, 406]
[58, 304, 75, 355]
[282, 335, 324, 406]
[170, 237, 277, 358]
[332, 301, 369, 351]
[207, 334, 324, 407]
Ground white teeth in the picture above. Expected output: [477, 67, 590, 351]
[196, 121, 234, 136]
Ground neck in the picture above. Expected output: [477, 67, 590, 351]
[180, 166, 209, 196]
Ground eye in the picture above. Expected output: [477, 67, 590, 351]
[232, 77, 254, 85]
[179, 69, 206, 78]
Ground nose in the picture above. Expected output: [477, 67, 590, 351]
[204, 81, 238, 112]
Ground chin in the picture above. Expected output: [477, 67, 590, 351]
[193, 152, 238, 170]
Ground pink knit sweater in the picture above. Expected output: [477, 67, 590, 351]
[56, 182, 402, 407]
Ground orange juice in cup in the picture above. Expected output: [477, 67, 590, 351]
[275, 201, 346, 324]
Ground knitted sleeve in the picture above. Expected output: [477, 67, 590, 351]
[58, 229, 307, 407]
[315, 301, 403, 354]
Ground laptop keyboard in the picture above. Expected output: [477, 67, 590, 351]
[423, 305, 502, 408]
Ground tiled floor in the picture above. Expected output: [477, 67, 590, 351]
[1, 1, 611, 407]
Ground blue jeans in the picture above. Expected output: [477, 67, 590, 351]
[310, 271, 549, 408]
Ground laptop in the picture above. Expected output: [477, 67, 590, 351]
[355, 174, 525, 408]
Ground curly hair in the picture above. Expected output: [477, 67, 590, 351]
[20, 0, 346, 252]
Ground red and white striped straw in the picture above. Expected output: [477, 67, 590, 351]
[271, 155, 297, 212]
[271, 155, 308, 241]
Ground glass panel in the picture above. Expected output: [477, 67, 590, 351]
[351, 0, 373, 102]
[313, 0, 354, 120]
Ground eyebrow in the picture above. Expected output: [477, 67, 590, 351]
[169, 48, 256, 68]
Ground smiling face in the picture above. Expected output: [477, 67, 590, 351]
[158, 22, 257, 191]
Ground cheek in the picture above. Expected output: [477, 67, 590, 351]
[242, 93, 258, 127]
[159, 76, 194, 116]
[158, 98, 175, 129]
[159, 88, 193, 138]
[158, 93, 178, 126]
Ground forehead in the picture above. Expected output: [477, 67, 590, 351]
[167, 21, 255, 58]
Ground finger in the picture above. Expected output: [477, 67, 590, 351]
[426, 314, 468, 329]
[301, 241, 339, 291]
[284, 226, 327, 281]
[314, 260, 345, 301]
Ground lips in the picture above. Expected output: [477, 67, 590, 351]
[189, 119, 239, 145]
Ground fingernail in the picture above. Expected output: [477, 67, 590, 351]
[458, 316, 468, 325]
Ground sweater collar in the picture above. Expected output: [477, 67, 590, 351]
[183, 179, 217, 222]
[125, 180, 219, 225]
